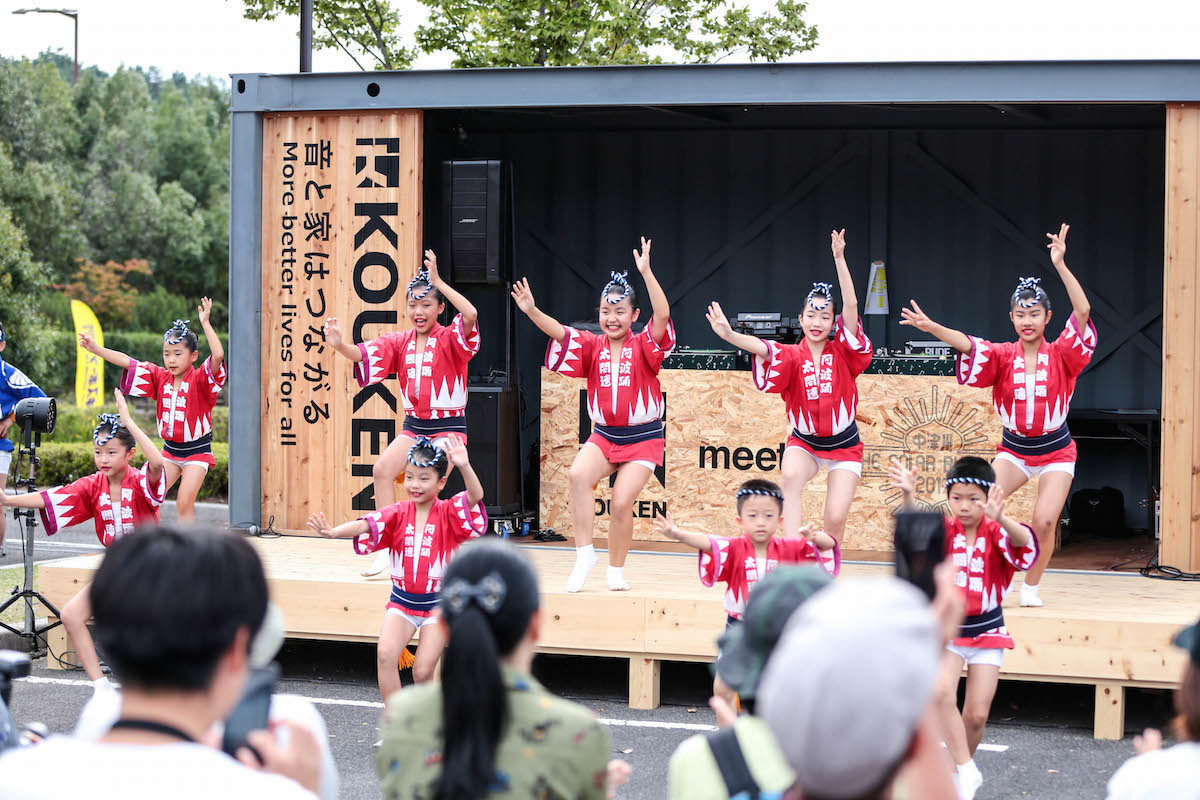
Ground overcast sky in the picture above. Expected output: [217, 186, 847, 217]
[1, 0, 1198, 82]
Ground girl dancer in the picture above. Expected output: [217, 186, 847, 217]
[0, 390, 165, 683]
[79, 298, 225, 523]
[325, 250, 480, 577]
[706, 229, 871, 552]
[891, 457, 1038, 800]
[900, 223, 1095, 606]
[307, 437, 487, 706]
[513, 237, 674, 592]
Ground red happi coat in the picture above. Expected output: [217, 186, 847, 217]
[698, 534, 841, 620]
[545, 319, 677, 427]
[38, 465, 167, 546]
[121, 356, 227, 444]
[945, 516, 1039, 649]
[956, 315, 1097, 461]
[752, 316, 873, 437]
[354, 492, 488, 617]
[354, 315, 480, 419]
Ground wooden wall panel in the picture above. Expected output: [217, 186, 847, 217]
[540, 369, 1038, 552]
[1162, 105, 1200, 571]
[261, 112, 422, 532]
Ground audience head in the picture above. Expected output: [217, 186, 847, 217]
[715, 565, 831, 713]
[436, 539, 542, 800]
[1173, 618, 1200, 742]
[91, 526, 268, 713]
[759, 577, 940, 800]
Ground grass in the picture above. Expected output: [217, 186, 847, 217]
[0, 565, 40, 627]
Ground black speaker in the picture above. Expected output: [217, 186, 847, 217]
[442, 384, 521, 515]
[442, 160, 508, 284]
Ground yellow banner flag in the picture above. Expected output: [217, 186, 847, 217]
[70, 299, 105, 409]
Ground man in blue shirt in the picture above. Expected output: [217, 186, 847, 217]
[0, 321, 47, 550]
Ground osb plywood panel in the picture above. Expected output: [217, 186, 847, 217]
[540, 368, 1038, 551]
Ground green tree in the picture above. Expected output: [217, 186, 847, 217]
[240, 0, 815, 68]
[241, 0, 415, 69]
[0, 201, 53, 379]
[418, 0, 818, 67]
[0, 145, 88, 282]
[0, 58, 81, 165]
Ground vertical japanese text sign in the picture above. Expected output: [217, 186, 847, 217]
[261, 112, 423, 532]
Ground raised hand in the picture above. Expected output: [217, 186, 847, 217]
[632, 236, 652, 274]
[113, 389, 131, 422]
[423, 249, 441, 285]
[652, 511, 680, 540]
[511, 278, 537, 315]
[78, 332, 99, 354]
[1133, 728, 1163, 755]
[606, 759, 632, 799]
[307, 512, 333, 538]
[898, 300, 936, 333]
[1047, 222, 1069, 269]
[888, 457, 918, 496]
[197, 297, 213, 326]
[443, 438, 470, 470]
[978, 484, 1007, 522]
[705, 301, 733, 340]
[322, 317, 343, 349]
[830, 228, 847, 260]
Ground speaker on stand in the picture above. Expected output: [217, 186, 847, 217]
[440, 160, 529, 534]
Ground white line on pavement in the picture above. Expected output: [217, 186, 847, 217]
[4, 538, 101, 551]
[14, 675, 1013, 746]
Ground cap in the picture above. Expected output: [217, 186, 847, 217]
[1174, 618, 1200, 666]
[715, 565, 831, 701]
[758, 577, 940, 800]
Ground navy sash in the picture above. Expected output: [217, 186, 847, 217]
[959, 606, 1004, 639]
[1001, 424, 1072, 458]
[725, 615, 741, 630]
[592, 420, 665, 445]
[403, 415, 468, 437]
[789, 421, 861, 452]
[389, 586, 440, 614]
[163, 432, 213, 458]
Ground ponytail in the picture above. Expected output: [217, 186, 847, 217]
[434, 539, 540, 800]
[436, 607, 507, 799]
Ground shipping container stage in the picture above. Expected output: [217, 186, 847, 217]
[41, 539, 1193, 740]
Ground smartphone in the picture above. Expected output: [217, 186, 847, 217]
[222, 663, 280, 761]
[894, 511, 945, 601]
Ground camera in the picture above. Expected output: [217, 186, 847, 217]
[0, 650, 32, 753]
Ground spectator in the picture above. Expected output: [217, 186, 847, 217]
[377, 538, 619, 799]
[668, 565, 832, 800]
[1107, 616, 1200, 800]
[0, 526, 320, 800]
[758, 577, 958, 800]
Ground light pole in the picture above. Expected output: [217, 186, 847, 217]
[11, 8, 78, 86]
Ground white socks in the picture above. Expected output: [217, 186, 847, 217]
[362, 549, 390, 577]
[566, 545, 598, 593]
[606, 566, 630, 592]
[955, 759, 982, 800]
[1020, 582, 1044, 607]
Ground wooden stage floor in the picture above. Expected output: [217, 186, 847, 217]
[40, 536, 1197, 739]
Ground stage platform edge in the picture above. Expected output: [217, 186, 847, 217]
[39, 536, 1194, 739]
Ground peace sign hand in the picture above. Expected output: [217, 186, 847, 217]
[830, 228, 847, 260]
[1047, 223, 1069, 268]
[632, 236, 652, 274]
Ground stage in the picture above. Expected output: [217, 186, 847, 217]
[40, 536, 1194, 739]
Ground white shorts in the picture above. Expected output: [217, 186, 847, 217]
[386, 607, 438, 629]
[946, 643, 1004, 668]
[993, 451, 1075, 480]
[0, 450, 10, 475]
[787, 446, 863, 477]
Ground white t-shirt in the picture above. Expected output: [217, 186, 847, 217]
[0, 737, 317, 800]
[1107, 742, 1200, 800]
